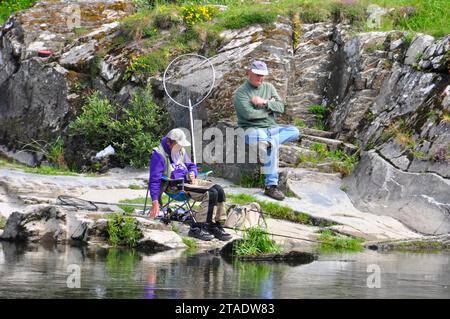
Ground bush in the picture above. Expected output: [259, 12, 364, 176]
[69, 86, 169, 168]
[107, 213, 143, 247]
[181, 3, 218, 27]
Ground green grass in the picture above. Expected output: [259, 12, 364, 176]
[317, 230, 364, 253]
[238, 173, 265, 188]
[215, 3, 278, 30]
[118, 197, 154, 214]
[182, 237, 198, 250]
[23, 166, 77, 176]
[128, 184, 145, 190]
[0, 215, 6, 229]
[0, 0, 37, 24]
[298, 144, 359, 176]
[369, 0, 450, 38]
[233, 227, 282, 257]
[294, 119, 308, 129]
[228, 193, 316, 225]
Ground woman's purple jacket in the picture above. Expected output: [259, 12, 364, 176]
[149, 137, 198, 201]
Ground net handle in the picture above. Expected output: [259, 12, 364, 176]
[162, 53, 216, 109]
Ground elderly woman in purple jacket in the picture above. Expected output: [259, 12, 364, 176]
[149, 128, 231, 241]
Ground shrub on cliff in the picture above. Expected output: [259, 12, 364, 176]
[69, 86, 169, 168]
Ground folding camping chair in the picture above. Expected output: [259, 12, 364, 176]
[143, 169, 212, 224]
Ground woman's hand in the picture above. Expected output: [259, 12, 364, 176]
[150, 200, 159, 218]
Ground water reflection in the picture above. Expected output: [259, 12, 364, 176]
[0, 242, 449, 298]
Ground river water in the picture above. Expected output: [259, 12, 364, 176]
[0, 242, 449, 299]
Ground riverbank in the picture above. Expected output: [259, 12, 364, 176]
[1, 165, 446, 255]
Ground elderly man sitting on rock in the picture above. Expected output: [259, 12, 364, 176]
[233, 60, 300, 201]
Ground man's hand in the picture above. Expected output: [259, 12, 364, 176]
[188, 171, 196, 182]
[251, 96, 267, 107]
[149, 200, 159, 218]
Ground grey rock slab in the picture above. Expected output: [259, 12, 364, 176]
[346, 150, 450, 235]
[137, 229, 186, 251]
[404, 34, 435, 65]
[225, 170, 420, 241]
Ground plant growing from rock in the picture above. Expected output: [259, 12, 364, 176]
[20, 136, 68, 170]
[0, 215, 6, 229]
[233, 227, 281, 257]
[107, 213, 143, 247]
[317, 229, 364, 253]
[181, 3, 218, 27]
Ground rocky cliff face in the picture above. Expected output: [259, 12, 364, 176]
[0, 0, 134, 161]
[0, 1, 449, 235]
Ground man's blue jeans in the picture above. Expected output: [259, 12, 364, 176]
[245, 125, 300, 186]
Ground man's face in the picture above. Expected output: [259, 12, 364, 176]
[248, 70, 265, 87]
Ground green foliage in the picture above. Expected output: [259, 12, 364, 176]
[298, 143, 359, 176]
[317, 230, 364, 253]
[0, 0, 37, 24]
[402, 31, 415, 47]
[124, 48, 170, 81]
[238, 173, 265, 188]
[308, 104, 328, 120]
[69, 86, 169, 168]
[234, 227, 281, 257]
[107, 213, 143, 247]
[182, 237, 197, 249]
[294, 119, 308, 128]
[181, 3, 218, 27]
[21, 136, 68, 170]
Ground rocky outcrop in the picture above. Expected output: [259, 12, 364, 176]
[346, 151, 450, 235]
[0, 203, 188, 250]
[0, 0, 134, 163]
[0, 205, 85, 243]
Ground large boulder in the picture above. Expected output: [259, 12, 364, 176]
[0, 205, 88, 243]
[346, 151, 450, 235]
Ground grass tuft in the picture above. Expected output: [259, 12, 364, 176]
[317, 229, 364, 253]
[233, 227, 282, 257]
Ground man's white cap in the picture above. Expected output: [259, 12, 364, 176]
[250, 60, 269, 76]
[166, 128, 191, 147]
